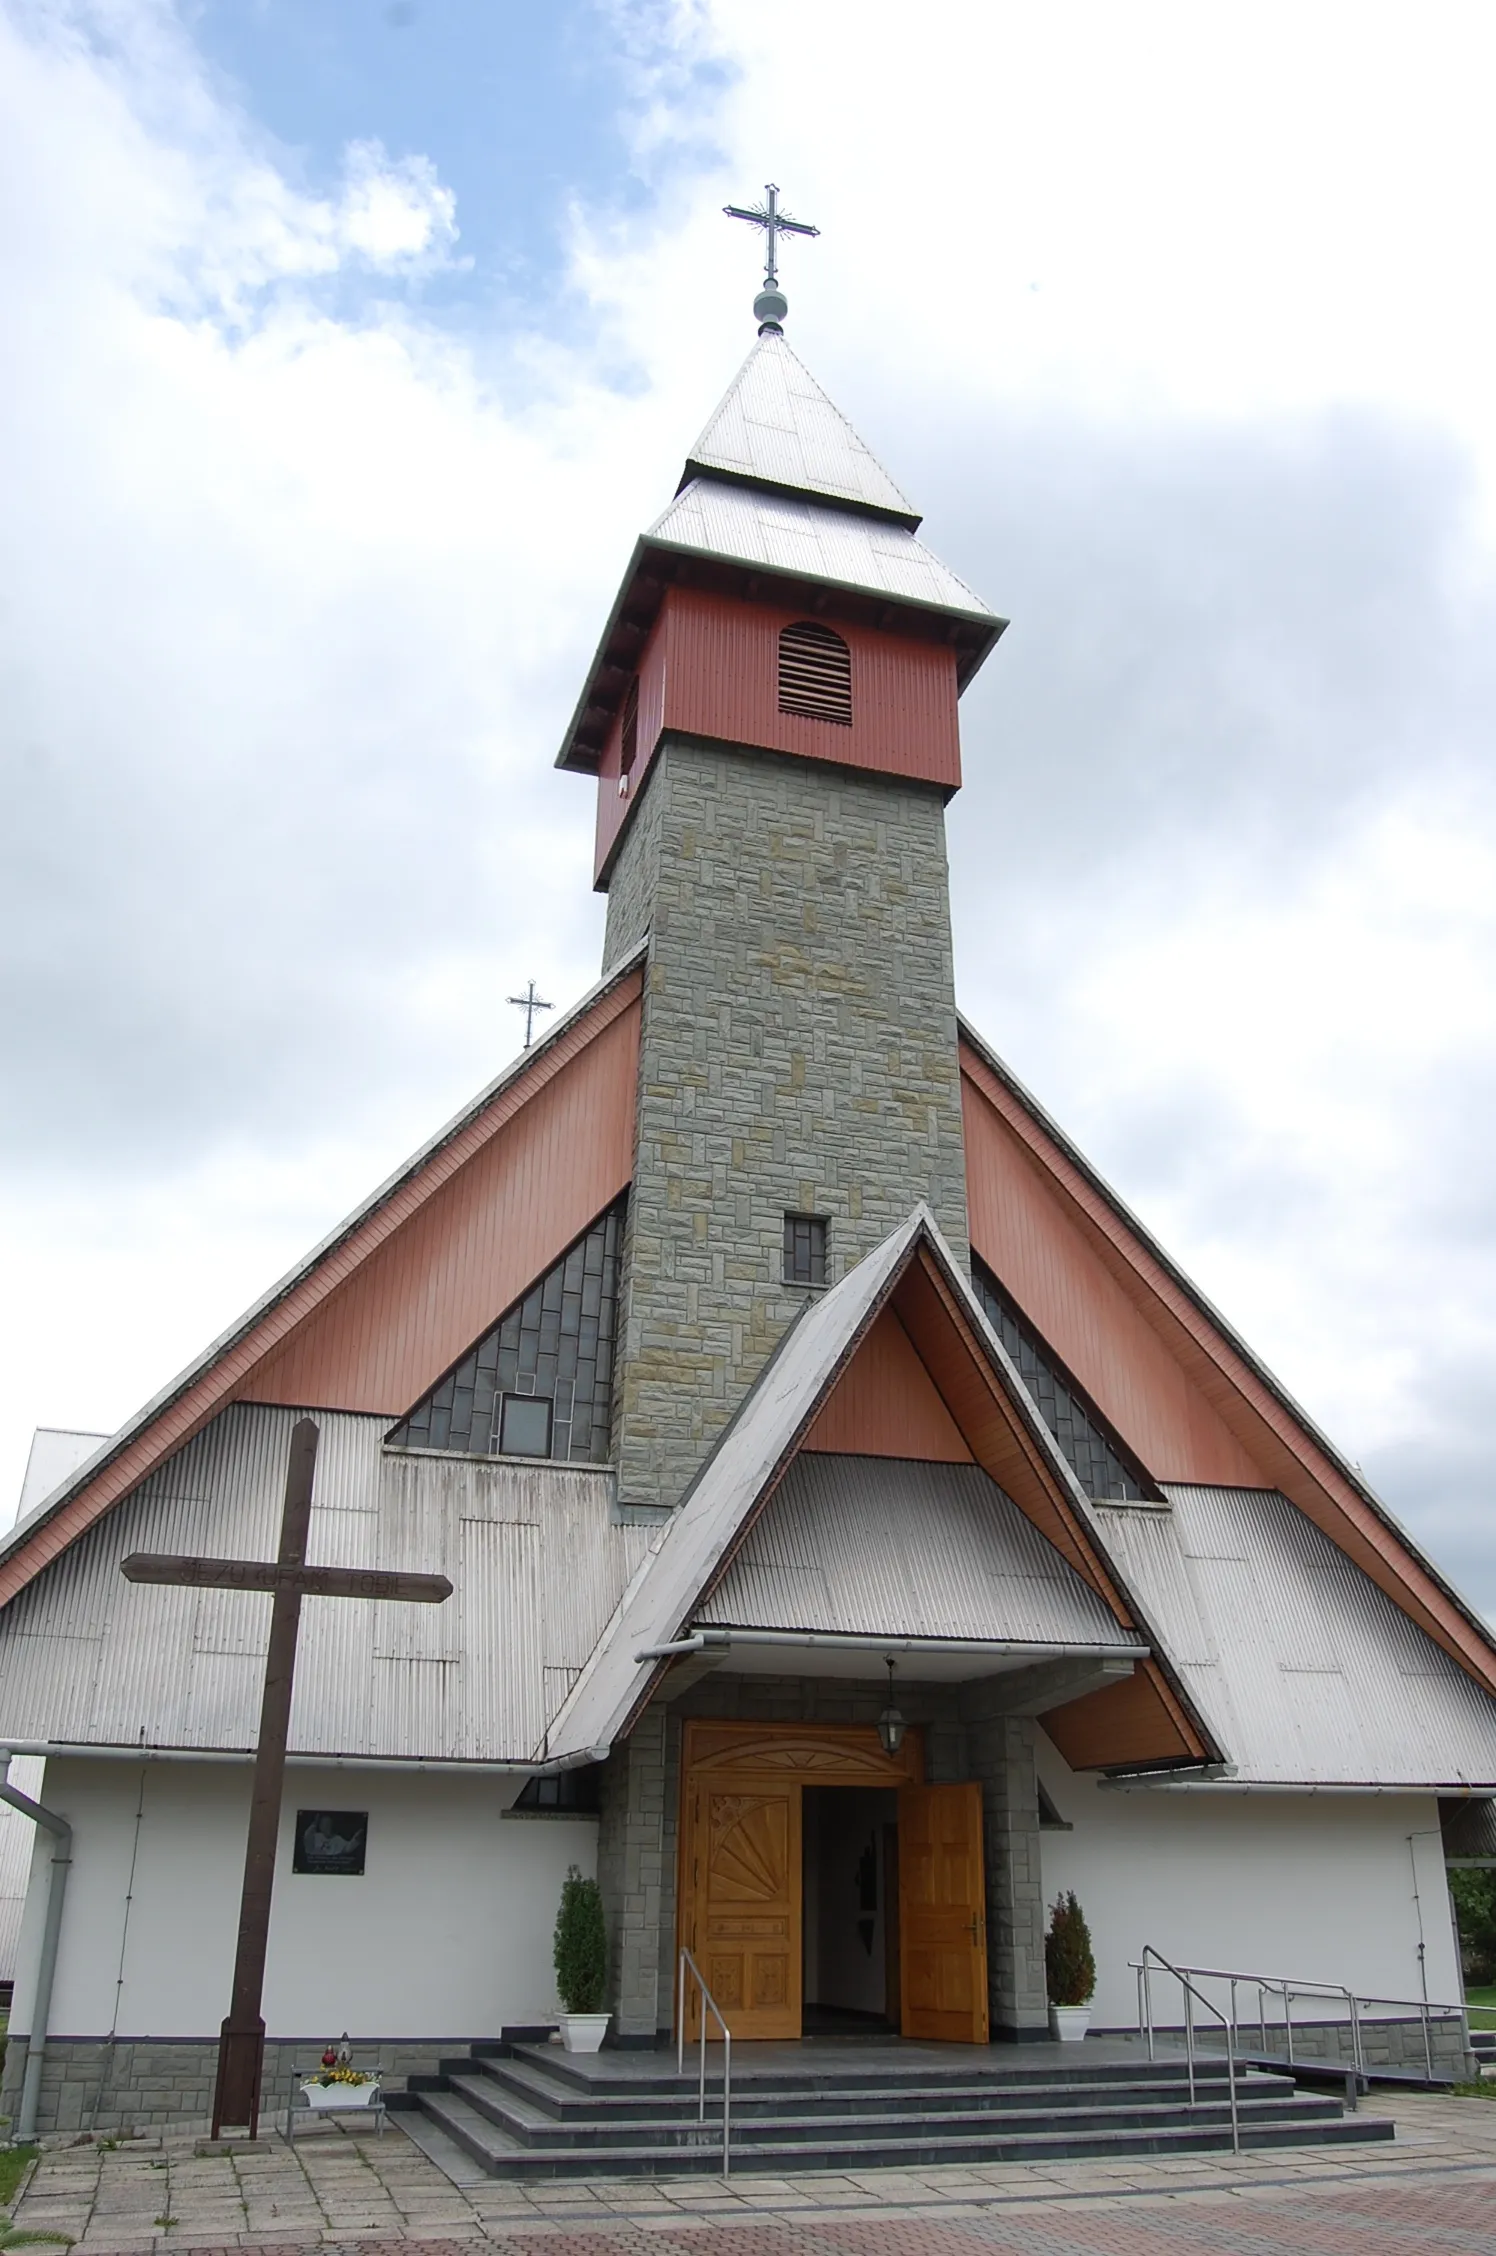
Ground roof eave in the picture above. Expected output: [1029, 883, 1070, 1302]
[0, 941, 650, 1569]
[956, 1010, 1496, 1675]
[675, 458, 925, 534]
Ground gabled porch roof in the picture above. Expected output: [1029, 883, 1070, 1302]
[543, 1207, 1214, 1766]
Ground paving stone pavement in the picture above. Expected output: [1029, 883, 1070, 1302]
[12, 2094, 1496, 2253]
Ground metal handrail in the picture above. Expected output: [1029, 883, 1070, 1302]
[1129, 1955, 1470, 2085]
[677, 1948, 732, 2178]
[1136, 1945, 1240, 2154]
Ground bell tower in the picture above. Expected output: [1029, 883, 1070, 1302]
[557, 301, 1005, 1518]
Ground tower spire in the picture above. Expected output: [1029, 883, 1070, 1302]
[723, 182, 819, 334]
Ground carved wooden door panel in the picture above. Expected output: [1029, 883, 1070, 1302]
[898, 1781, 988, 2043]
[681, 1780, 801, 2040]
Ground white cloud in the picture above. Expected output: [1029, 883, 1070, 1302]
[1, 0, 1494, 1624]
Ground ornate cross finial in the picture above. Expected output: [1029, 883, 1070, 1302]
[507, 979, 553, 1050]
[723, 182, 819, 334]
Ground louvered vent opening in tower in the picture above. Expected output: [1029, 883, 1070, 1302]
[779, 621, 853, 725]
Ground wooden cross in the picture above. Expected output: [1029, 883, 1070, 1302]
[121, 1417, 452, 2137]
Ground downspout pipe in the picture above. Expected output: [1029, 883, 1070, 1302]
[0, 1751, 73, 2143]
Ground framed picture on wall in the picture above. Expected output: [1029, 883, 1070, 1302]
[292, 1810, 367, 1876]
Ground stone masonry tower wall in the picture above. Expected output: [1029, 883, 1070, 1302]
[602, 733, 970, 1518]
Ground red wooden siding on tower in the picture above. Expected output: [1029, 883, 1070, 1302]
[593, 587, 961, 884]
[241, 1002, 641, 1416]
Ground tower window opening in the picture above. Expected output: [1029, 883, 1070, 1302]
[619, 675, 640, 777]
[783, 1212, 829, 1287]
[779, 622, 852, 725]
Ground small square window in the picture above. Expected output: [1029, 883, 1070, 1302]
[499, 1393, 553, 1458]
[783, 1213, 829, 1288]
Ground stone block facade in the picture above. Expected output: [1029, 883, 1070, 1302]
[0, 2034, 464, 2139]
[597, 1675, 1043, 2046]
[602, 738, 970, 1517]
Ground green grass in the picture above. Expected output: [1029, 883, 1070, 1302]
[1464, 1984, 1496, 2031]
[0, 2155, 37, 2212]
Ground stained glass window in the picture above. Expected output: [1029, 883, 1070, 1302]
[387, 1199, 625, 1465]
[970, 1257, 1155, 1503]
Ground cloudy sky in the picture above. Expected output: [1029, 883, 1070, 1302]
[2, 0, 1493, 1609]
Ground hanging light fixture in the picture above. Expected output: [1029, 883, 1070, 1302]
[877, 1654, 905, 1756]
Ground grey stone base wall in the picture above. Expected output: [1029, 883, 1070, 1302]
[0, 2035, 474, 2139]
[1139, 2014, 1472, 2081]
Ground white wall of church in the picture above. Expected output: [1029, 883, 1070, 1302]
[1035, 1730, 1460, 2028]
[10, 1759, 598, 2040]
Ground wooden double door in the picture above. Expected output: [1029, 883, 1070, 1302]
[677, 1720, 989, 2044]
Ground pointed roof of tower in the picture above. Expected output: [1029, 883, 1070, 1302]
[556, 339, 1004, 774]
[680, 334, 921, 529]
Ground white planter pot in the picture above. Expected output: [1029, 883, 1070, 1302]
[1048, 2004, 1092, 2042]
[560, 2013, 611, 2054]
[301, 2078, 381, 2109]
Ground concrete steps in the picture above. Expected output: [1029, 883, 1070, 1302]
[405, 2038, 1394, 2179]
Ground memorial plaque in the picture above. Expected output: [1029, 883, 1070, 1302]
[292, 1809, 367, 1877]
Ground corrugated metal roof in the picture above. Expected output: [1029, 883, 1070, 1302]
[1093, 1486, 1496, 1788]
[649, 481, 994, 623]
[545, 1205, 1177, 1761]
[699, 1454, 1142, 1649]
[0, 1405, 652, 1764]
[682, 335, 919, 526]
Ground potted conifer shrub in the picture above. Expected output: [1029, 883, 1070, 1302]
[1045, 1890, 1096, 2040]
[554, 1864, 610, 2052]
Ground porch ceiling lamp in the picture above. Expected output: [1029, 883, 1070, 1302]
[877, 1655, 905, 1757]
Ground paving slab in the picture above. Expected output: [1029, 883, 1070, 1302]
[12, 2093, 1496, 2251]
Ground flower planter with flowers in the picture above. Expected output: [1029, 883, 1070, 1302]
[300, 2068, 381, 2109]
[302, 2040, 381, 2109]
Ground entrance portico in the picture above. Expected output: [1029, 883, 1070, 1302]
[598, 1646, 1137, 2049]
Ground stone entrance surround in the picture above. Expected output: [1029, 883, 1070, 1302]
[595, 1671, 1051, 2045]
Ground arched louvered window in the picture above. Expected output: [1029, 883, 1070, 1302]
[778, 621, 852, 725]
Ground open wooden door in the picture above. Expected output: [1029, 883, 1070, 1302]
[679, 1779, 801, 2040]
[898, 1781, 989, 2043]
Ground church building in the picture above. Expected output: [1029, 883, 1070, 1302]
[3, 265, 1495, 2151]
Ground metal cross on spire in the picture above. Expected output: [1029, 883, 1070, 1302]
[507, 979, 553, 1049]
[723, 182, 819, 334]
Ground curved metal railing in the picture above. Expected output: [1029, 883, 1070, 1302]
[1136, 1944, 1241, 2153]
[677, 1948, 732, 2177]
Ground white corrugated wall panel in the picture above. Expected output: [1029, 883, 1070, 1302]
[0, 1403, 644, 1765]
[1095, 1487, 1496, 1787]
[700, 1456, 1136, 1647]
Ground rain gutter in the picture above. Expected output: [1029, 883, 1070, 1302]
[0, 1743, 605, 1775]
[1098, 1776, 1482, 1795]
[635, 1628, 1147, 1663]
[0, 1752, 73, 2142]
